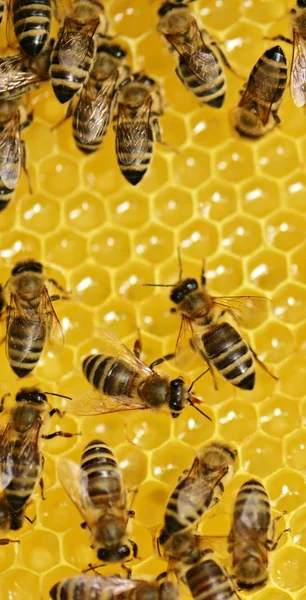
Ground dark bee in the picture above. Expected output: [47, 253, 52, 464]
[69, 329, 210, 419]
[9, 0, 52, 57]
[0, 387, 75, 530]
[114, 71, 165, 185]
[232, 46, 287, 138]
[185, 550, 240, 600]
[2, 258, 69, 377]
[229, 479, 288, 591]
[50, 574, 179, 600]
[58, 439, 137, 563]
[157, 1, 230, 108]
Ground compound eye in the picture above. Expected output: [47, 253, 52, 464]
[118, 545, 130, 559]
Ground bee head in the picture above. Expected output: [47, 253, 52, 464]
[169, 378, 186, 417]
[97, 544, 131, 562]
[158, 2, 177, 16]
[11, 259, 43, 277]
[297, 0, 306, 7]
[16, 387, 47, 405]
[134, 72, 156, 87]
[170, 278, 198, 304]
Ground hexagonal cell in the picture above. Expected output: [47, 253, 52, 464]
[284, 173, 306, 212]
[63, 525, 95, 570]
[41, 566, 80, 600]
[296, 322, 306, 357]
[172, 147, 211, 188]
[19, 530, 60, 572]
[45, 229, 87, 269]
[240, 176, 280, 218]
[218, 399, 257, 443]
[247, 249, 287, 291]
[257, 135, 299, 178]
[97, 298, 136, 338]
[265, 210, 305, 252]
[82, 133, 124, 197]
[133, 480, 169, 527]
[0, 199, 15, 233]
[25, 118, 55, 162]
[153, 186, 193, 227]
[267, 468, 306, 514]
[64, 191, 106, 232]
[110, 0, 155, 38]
[134, 223, 174, 264]
[80, 412, 127, 448]
[224, 20, 264, 68]
[272, 282, 306, 324]
[116, 443, 148, 488]
[19, 194, 60, 234]
[0, 538, 17, 571]
[57, 302, 93, 346]
[125, 412, 171, 451]
[0, 569, 40, 600]
[173, 404, 215, 447]
[151, 440, 195, 486]
[198, 0, 240, 29]
[37, 345, 75, 382]
[161, 112, 187, 148]
[178, 219, 219, 260]
[196, 179, 237, 221]
[140, 153, 169, 194]
[244, 588, 291, 600]
[70, 263, 111, 307]
[240, 431, 283, 478]
[0, 231, 41, 263]
[284, 430, 306, 471]
[291, 245, 306, 285]
[39, 153, 80, 196]
[278, 357, 306, 399]
[139, 293, 177, 338]
[190, 108, 230, 148]
[290, 506, 306, 549]
[90, 227, 131, 267]
[137, 30, 174, 79]
[271, 546, 306, 592]
[108, 190, 149, 229]
[222, 214, 262, 256]
[259, 395, 300, 438]
[164, 72, 200, 116]
[115, 262, 155, 303]
[215, 140, 255, 183]
[42, 414, 79, 456]
[205, 253, 243, 294]
[38, 486, 81, 532]
[254, 321, 294, 364]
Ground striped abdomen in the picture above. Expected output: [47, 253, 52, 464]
[72, 84, 111, 154]
[81, 440, 122, 508]
[186, 554, 238, 600]
[232, 479, 270, 536]
[7, 316, 46, 377]
[83, 354, 139, 398]
[0, 0, 4, 24]
[247, 46, 287, 115]
[202, 322, 255, 390]
[2, 439, 40, 521]
[177, 47, 225, 108]
[0, 184, 14, 212]
[116, 117, 153, 186]
[12, 0, 51, 57]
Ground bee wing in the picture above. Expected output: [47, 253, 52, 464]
[165, 17, 202, 59]
[58, 17, 98, 67]
[116, 98, 151, 166]
[0, 424, 14, 490]
[239, 63, 280, 126]
[57, 458, 98, 527]
[75, 74, 116, 144]
[0, 112, 21, 189]
[93, 329, 153, 377]
[174, 316, 200, 368]
[211, 295, 270, 326]
[0, 54, 40, 94]
[291, 29, 306, 108]
[58, 575, 142, 594]
[40, 286, 64, 351]
[68, 390, 147, 416]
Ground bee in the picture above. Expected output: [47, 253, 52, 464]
[0, 386, 75, 530]
[58, 439, 137, 563]
[158, 442, 236, 569]
[1, 258, 69, 377]
[0, 53, 42, 101]
[50, 574, 179, 600]
[9, 0, 52, 57]
[0, 0, 5, 25]
[229, 479, 288, 591]
[114, 71, 166, 186]
[231, 46, 287, 139]
[146, 252, 277, 391]
[69, 329, 210, 420]
[157, 0, 231, 108]
[185, 549, 240, 600]
[50, 0, 105, 104]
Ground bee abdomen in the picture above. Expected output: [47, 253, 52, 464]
[117, 121, 153, 186]
[49, 577, 101, 600]
[178, 57, 225, 108]
[256, 46, 287, 107]
[83, 353, 139, 397]
[0, 184, 13, 211]
[81, 440, 122, 505]
[202, 322, 255, 390]
[51, 39, 95, 104]
[7, 317, 46, 378]
[234, 479, 270, 529]
[12, 0, 51, 56]
[186, 557, 237, 600]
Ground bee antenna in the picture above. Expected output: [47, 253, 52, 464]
[177, 246, 183, 281]
[187, 368, 211, 421]
[43, 392, 72, 401]
[188, 397, 212, 422]
[143, 283, 174, 287]
[188, 369, 209, 393]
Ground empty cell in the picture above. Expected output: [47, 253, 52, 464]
[259, 395, 300, 438]
[0, 569, 40, 600]
[240, 431, 283, 477]
[133, 481, 169, 528]
[240, 176, 280, 217]
[64, 192, 105, 232]
[179, 219, 219, 260]
[271, 546, 306, 592]
[135, 223, 174, 264]
[19, 530, 60, 572]
[45, 230, 87, 269]
[215, 140, 255, 183]
[257, 136, 299, 178]
[90, 227, 131, 267]
[172, 147, 211, 188]
[265, 210, 305, 252]
[197, 179, 237, 221]
[272, 283, 306, 324]
[70, 264, 111, 307]
[218, 399, 257, 443]
[254, 321, 294, 364]
[153, 186, 193, 227]
[222, 214, 262, 256]
[247, 249, 287, 291]
[151, 440, 195, 486]
[278, 357, 306, 398]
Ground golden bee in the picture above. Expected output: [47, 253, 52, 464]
[114, 71, 166, 185]
[0, 386, 75, 530]
[0, 258, 69, 377]
[8, 0, 52, 57]
[50, 0, 106, 104]
[185, 549, 240, 600]
[157, 0, 229, 108]
[69, 329, 210, 419]
[229, 479, 288, 591]
[50, 574, 179, 600]
[231, 46, 287, 138]
[58, 439, 137, 563]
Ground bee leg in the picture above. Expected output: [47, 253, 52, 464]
[39, 477, 45, 501]
[25, 515, 36, 525]
[0, 392, 10, 413]
[129, 539, 139, 559]
[121, 564, 132, 578]
[249, 345, 278, 382]
[20, 140, 33, 195]
[155, 572, 168, 582]
[41, 431, 81, 439]
[80, 521, 87, 529]
[49, 407, 65, 418]
[264, 34, 293, 45]
[0, 538, 20, 545]
[273, 112, 281, 125]
[200, 259, 207, 286]
[149, 353, 175, 370]
[133, 330, 142, 359]
[152, 116, 177, 153]
[47, 278, 71, 298]
[209, 38, 243, 79]
[50, 101, 74, 132]
[266, 512, 290, 551]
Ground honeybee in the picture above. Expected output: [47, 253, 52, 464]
[0, 53, 42, 100]
[8, 0, 52, 57]
[146, 253, 277, 391]
[158, 442, 236, 569]
[50, 574, 179, 600]
[51, 0, 106, 104]
[1, 258, 69, 377]
[0, 386, 75, 530]
[185, 549, 240, 600]
[58, 439, 137, 563]
[229, 479, 288, 591]
[69, 329, 210, 419]
[231, 46, 287, 138]
[157, 1, 230, 108]
[114, 71, 166, 186]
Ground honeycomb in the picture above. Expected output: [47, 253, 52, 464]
[0, 0, 305, 598]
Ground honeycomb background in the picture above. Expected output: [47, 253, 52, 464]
[0, 0, 306, 598]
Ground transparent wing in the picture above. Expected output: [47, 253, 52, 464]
[59, 575, 142, 594]
[291, 30, 306, 108]
[0, 424, 14, 490]
[116, 98, 151, 166]
[57, 458, 97, 526]
[0, 112, 21, 189]
[211, 295, 270, 326]
[41, 286, 64, 351]
[58, 18, 98, 67]
[75, 75, 116, 144]
[174, 315, 201, 368]
[166, 18, 202, 60]
[91, 329, 153, 377]
[0, 54, 40, 94]
[239, 61, 281, 126]
[68, 390, 147, 416]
